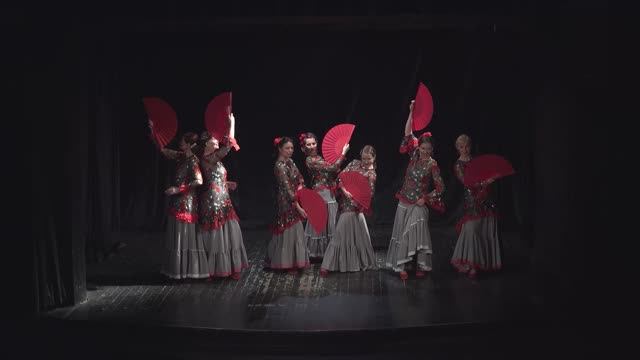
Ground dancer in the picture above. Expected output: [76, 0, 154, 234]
[299, 132, 349, 259]
[385, 101, 445, 280]
[267, 137, 310, 274]
[450, 134, 501, 279]
[320, 145, 378, 276]
[197, 112, 249, 280]
[156, 132, 210, 279]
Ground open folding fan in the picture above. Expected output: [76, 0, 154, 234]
[338, 171, 372, 210]
[412, 82, 434, 132]
[321, 123, 355, 164]
[205, 91, 239, 150]
[463, 154, 515, 187]
[296, 188, 328, 234]
[143, 97, 178, 149]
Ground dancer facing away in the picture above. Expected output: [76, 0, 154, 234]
[155, 131, 210, 280]
[385, 101, 445, 281]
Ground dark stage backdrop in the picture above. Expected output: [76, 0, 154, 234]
[106, 29, 533, 234]
[26, 8, 606, 320]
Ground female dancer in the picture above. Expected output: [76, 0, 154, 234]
[385, 101, 445, 280]
[197, 113, 249, 280]
[157, 132, 210, 279]
[299, 132, 349, 259]
[267, 137, 310, 274]
[320, 145, 378, 276]
[450, 134, 501, 279]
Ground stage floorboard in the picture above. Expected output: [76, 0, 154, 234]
[46, 225, 535, 332]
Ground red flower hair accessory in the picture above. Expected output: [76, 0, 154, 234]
[420, 131, 432, 138]
[298, 133, 308, 147]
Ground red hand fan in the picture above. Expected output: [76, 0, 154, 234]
[463, 154, 515, 187]
[205, 92, 239, 150]
[338, 171, 372, 210]
[143, 97, 178, 149]
[321, 123, 355, 164]
[412, 82, 434, 132]
[296, 188, 328, 234]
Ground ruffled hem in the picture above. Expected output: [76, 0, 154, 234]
[451, 258, 502, 272]
[208, 263, 250, 278]
[264, 260, 310, 270]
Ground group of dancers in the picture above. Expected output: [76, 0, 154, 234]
[154, 113, 248, 280]
[155, 100, 501, 282]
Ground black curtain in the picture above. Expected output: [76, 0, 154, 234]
[28, 24, 538, 311]
[86, 33, 123, 263]
[26, 3, 607, 319]
[528, 14, 608, 325]
[99, 28, 533, 233]
[27, 23, 90, 311]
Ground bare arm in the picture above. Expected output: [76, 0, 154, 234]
[404, 100, 415, 136]
[229, 112, 235, 139]
[295, 201, 307, 219]
[161, 148, 181, 160]
[191, 164, 203, 187]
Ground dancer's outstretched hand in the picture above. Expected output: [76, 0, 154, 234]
[342, 143, 350, 156]
[343, 190, 353, 199]
[295, 202, 308, 219]
[164, 187, 180, 195]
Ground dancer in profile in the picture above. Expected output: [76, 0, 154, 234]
[197, 112, 249, 280]
[320, 145, 378, 276]
[155, 131, 210, 280]
[299, 132, 349, 260]
[385, 101, 445, 280]
[266, 137, 310, 274]
[450, 134, 501, 279]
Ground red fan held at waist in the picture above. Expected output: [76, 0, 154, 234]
[143, 97, 178, 149]
[205, 92, 239, 151]
[463, 154, 515, 187]
[338, 171, 372, 210]
[412, 82, 434, 132]
[296, 188, 328, 234]
[321, 123, 355, 164]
